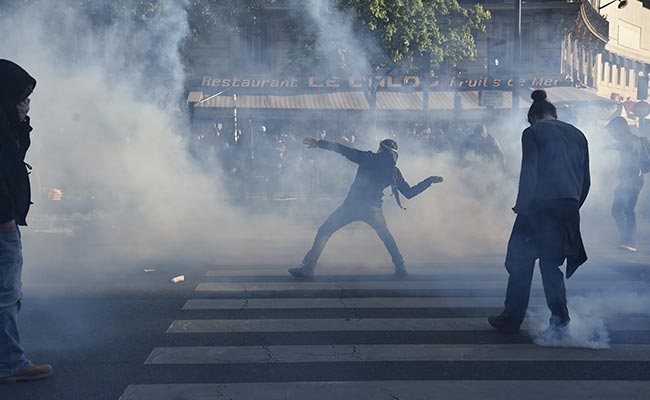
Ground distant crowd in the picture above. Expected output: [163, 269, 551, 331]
[189, 119, 510, 200]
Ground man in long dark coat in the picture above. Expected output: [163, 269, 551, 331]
[289, 137, 443, 280]
[489, 90, 590, 333]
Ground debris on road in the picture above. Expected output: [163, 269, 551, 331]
[170, 275, 185, 283]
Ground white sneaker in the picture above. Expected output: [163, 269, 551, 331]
[618, 244, 637, 252]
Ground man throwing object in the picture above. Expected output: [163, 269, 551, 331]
[289, 137, 443, 280]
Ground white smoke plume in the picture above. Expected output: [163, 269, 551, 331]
[0, 0, 645, 302]
[300, 0, 375, 75]
[0, 0, 516, 273]
[529, 291, 650, 349]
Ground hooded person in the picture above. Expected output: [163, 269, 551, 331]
[289, 137, 443, 280]
[0, 59, 53, 382]
[488, 89, 590, 335]
[459, 123, 506, 167]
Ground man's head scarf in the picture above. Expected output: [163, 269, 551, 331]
[379, 139, 406, 210]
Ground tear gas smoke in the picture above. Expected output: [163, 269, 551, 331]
[1, 0, 646, 322]
[299, 0, 375, 76]
[0, 0, 515, 272]
[529, 292, 650, 349]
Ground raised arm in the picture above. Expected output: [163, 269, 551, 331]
[512, 129, 538, 214]
[16, 117, 32, 160]
[395, 168, 443, 199]
[304, 137, 372, 164]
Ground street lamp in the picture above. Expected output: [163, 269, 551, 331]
[599, 0, 628, 9]
[512, 0, 522, 110]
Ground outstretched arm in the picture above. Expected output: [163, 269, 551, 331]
[395, 168, 444, 199]
[16, 117, 32, 160]
[303, 137, 371, 164]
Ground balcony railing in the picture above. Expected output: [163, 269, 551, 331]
[580, 1, 609, 43]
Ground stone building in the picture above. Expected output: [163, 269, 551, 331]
[590, 0, 650, 102]
[184, 0, 650, 132]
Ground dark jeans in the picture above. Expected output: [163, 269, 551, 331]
[502, 202, 578, 326]
[612, 177, 644, 245]
[302, 202, 404, 269]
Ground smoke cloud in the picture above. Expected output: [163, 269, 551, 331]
[529, 291, 650, 349]
[1, 1, 646, 341]
[0, 0, 516, 272]
[299, 0, 375, 75]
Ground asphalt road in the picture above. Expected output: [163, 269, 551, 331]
[0, 255, 648, 400]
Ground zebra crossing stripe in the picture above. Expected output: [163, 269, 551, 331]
[182, 297, 546, 310]
[120, 380, 650, 400]
[166, 317, 650, 333]
[144, 343, 650, 364]
[194, 280, 649, 292]
[205, 266, 622, 277]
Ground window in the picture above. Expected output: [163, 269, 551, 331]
[240, 27, 265, 63]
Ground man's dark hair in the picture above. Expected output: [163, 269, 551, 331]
[527, 90, 557, 124]
[381, 139, 398, 152]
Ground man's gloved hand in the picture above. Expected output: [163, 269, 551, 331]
[16, 98, 30, 122]
[426, 176, 444, 185]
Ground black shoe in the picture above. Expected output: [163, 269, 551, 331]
[288, 266, 314, 281]
[488, 314, 521, 334]
[394, 266, 408, 279]
[549, 315, 570, 329]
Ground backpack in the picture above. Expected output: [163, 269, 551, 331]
[639, 136, 650, 174]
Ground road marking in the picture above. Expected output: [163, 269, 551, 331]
[182, 297, 546, 310]
[205, 266, 623, 277]
[120, 381, 650, 400]
[145, 343, 650, 364]
[167, 317, 650, 333]
[195, 280, 649, 292]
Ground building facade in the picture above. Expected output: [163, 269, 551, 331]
[185, 0, 650, 130]
[595, 0, 650, 101]
[560, 0, 650, 103]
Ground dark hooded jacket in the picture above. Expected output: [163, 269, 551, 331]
[0, 59, 36, 225]
[317, 140, 432, 207]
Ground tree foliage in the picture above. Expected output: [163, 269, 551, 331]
[1, 0, 488, 74]
[339, 0, 490, 72]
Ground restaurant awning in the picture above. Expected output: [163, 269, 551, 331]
[532, 86, 612, 106]
[193, 91, 369, 110]
[188, 87, 615, 114]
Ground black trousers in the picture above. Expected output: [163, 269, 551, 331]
[612, 176, 644, 245]
[503, 200, 580, 325]
[302, 202, 404, 269]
